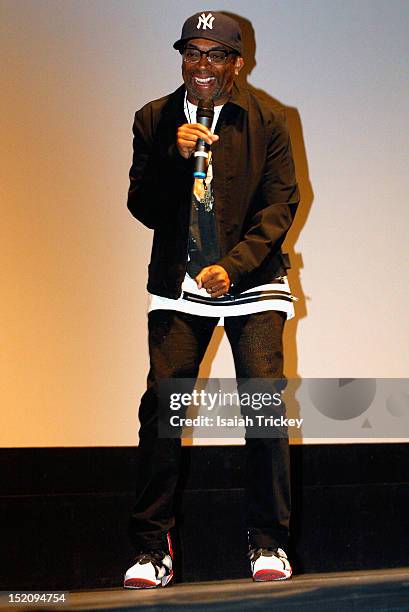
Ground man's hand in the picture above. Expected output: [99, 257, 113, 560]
[177, 123, 219, 159]
[195, 265, 230, 298]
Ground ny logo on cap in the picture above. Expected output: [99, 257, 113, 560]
[197, 12, 215, 30]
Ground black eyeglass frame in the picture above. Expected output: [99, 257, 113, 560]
[181, 46, 239, 64]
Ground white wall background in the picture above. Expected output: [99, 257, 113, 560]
[1, 0, 408, 446]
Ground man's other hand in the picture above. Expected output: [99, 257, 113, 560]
[195, 265, 230, 298]
[176, 123, 219, 159]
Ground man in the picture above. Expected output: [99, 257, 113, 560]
[124, 11, 299, 588]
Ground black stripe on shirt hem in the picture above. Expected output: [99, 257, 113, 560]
[182, 292, 293, 306]
[183, 289, 291, 304]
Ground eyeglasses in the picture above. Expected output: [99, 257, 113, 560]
[182, 47, 237, 65]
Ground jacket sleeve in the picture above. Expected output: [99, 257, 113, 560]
[216, 113, 299, 286]
[127, 105, 189, 230]
[127, 106, 158, 229]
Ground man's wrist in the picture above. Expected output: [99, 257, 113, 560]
[168, 143, 191, 166]
[215, 257, 239, 287]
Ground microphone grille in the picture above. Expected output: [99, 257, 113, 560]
[197, 98, 214, 119]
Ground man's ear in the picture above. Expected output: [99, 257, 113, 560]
[234, 56, 244, 76]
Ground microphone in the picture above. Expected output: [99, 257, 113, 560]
[193, 98, 214, 179]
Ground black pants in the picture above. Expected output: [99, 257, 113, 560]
[129, 309, 291, 552]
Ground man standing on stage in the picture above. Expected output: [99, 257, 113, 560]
[124, 12, 299, 588]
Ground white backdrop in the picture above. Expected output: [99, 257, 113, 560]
[1, 0, 408, 446]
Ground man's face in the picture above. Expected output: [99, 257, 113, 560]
[181, 38, 243, 105]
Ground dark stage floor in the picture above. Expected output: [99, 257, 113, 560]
[2, 568, 409, 612]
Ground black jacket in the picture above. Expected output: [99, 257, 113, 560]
[127, 84, 299, 298]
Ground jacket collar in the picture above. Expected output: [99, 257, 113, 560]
[227, 82, 249, 111]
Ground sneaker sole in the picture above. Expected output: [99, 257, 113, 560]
[253, 569, 292, 581]
[124, 571, 173, 589]
[124, 578, 159, 589]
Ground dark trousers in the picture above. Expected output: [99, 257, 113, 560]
[129, 309, 291, 552]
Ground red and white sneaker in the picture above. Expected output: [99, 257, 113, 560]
[249, 547, 292, 581]
[124, 533, 173, 589]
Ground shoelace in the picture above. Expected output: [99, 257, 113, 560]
[248, 547, 282, 561]
[134, 550, 167, 567]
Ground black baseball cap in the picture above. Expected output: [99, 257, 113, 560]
[173, 11, 243, 55]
